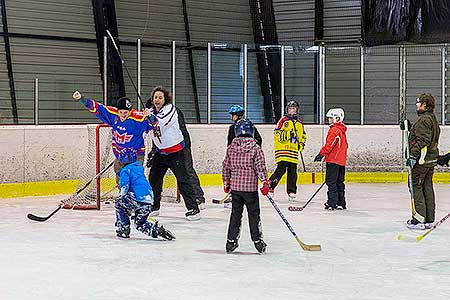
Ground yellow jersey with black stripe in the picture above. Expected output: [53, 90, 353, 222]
[273, 115, 306, 164]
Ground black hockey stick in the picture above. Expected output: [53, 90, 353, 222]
[212, 193, 230, 204]
[288, 181, 326, 212]
[266, 194, 321, 251]
[299, 151, 306, 172]
[27, 160, 115, 222]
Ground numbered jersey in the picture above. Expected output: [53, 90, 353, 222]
[273, 116, 306, 164]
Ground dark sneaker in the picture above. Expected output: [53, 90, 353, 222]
[185, 209, 201, 221]
[226, 239, 239, 253]
[336, 205, 346, 210]
[116, 224, 130, 238]
[254, 239, 267, 253]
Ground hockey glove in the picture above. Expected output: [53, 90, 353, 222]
[314, 153, 324, 162]
[260, 180, 271, 196]
[406, 157, 417, 168]
[437, 153, 450, 167]
[223, 181, 231, 194]
[399, 119, 411, 131]
[298, 142, 305, 152]
[72, 90, 83, 101]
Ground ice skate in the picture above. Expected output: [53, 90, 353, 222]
[254, 239, 267, 254]
[185, 209, 201, 221]
[197, 198, 206, 210]
[149, 209, 160, 217]
[226, 239, 239, 253]
[154, 222, 176, 240]
[406, 219, 425, 230]
[424, 223, 434, 229]
[288, 193, 296, 202]
[116, 224, 130, 238]
[324, 202, 335, 210]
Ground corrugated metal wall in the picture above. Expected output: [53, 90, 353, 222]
[323, 0, 360, 42]
[5, 0, 101, 124]
[10, 38, 102, 123]
[325, 47, 360, 124]
[0, 38, 12, 124]
[272, 0, 315, 42]
[115, 0, 262, 123]
[116, 0, 194, 120]
[406, 46, 442, 124]
[364, 47, 399, 124]
[188, 0, 262, 123]
[272, 0, 316, 123]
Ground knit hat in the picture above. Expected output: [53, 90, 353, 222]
[116, 97, 132, 110]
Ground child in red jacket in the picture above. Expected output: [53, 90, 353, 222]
[314, 108, 348, 210]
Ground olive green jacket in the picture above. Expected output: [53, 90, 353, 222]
[409, 110, 440, 164]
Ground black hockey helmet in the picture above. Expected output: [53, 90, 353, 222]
[234, 119, 254, 137]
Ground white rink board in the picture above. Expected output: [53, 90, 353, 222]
[1, 183, 450, 300]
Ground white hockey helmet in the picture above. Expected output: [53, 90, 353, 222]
[326, 108, 344, 122]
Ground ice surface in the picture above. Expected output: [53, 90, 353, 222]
[1, 183, 450, 300]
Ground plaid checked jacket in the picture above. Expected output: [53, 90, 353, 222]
[222, 137, 268, 192]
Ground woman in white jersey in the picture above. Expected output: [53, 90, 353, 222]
[144, 86, 201, 221]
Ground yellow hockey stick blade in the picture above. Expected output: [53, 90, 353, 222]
[296, 237, 321, 251]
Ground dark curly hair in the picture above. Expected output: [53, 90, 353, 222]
[417, 93, 435, 112]
[145, 86, 173, 109]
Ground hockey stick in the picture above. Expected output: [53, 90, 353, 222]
[402, 120, 425, 223]
[27, 160, 115, 222]
[288, 181, 326, 212]
[212, 193, 230, 204]
[105, 29, 162, 144]
[299, 151, 306, 172]
[266, 194, 321, 251]
[416, 211, 450, 242]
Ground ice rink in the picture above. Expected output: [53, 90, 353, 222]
[1, 183, 450, 300]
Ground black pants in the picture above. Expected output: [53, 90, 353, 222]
[325, 162, 346, 208]
[227, 191, 262, 242]
[183, 147, 205, 202]
[269, 161, 297, 194]
[148, 150, 199, 211]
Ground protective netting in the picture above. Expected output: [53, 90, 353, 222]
[63, 124, 179, 210]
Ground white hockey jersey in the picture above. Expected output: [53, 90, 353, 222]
[149, 103, 185, 154]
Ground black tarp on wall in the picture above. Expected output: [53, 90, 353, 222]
[362, 0, 450, 46]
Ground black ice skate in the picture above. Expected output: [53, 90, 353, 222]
[154, 222, 176, 240]
[226, 239, 239, 253]
[116, 224, 130, 238]
[185, 209, 201, 221]
[254, 239, 267, 254]
[324, 202, 336, 210]
[197, 198, 206, 210]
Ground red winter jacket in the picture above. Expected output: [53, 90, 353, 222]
[319, 122, 348, 166]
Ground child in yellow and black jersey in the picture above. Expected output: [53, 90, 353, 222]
[268, 100, 306, 202]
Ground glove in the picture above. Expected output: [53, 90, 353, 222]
[260, 180, 271, 196]
[314, 153, 324, 162]
[146, 151, 155, 168]
[298, 142, 305, 152]
[399, 119, 411, 131]
[406, 157, 417, 168]
[223, 182, 231, 194]
[437, 153, 450, 167]
[72, 90, 83, 101]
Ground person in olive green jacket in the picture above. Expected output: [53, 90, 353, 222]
[406, 93, 440, 230]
